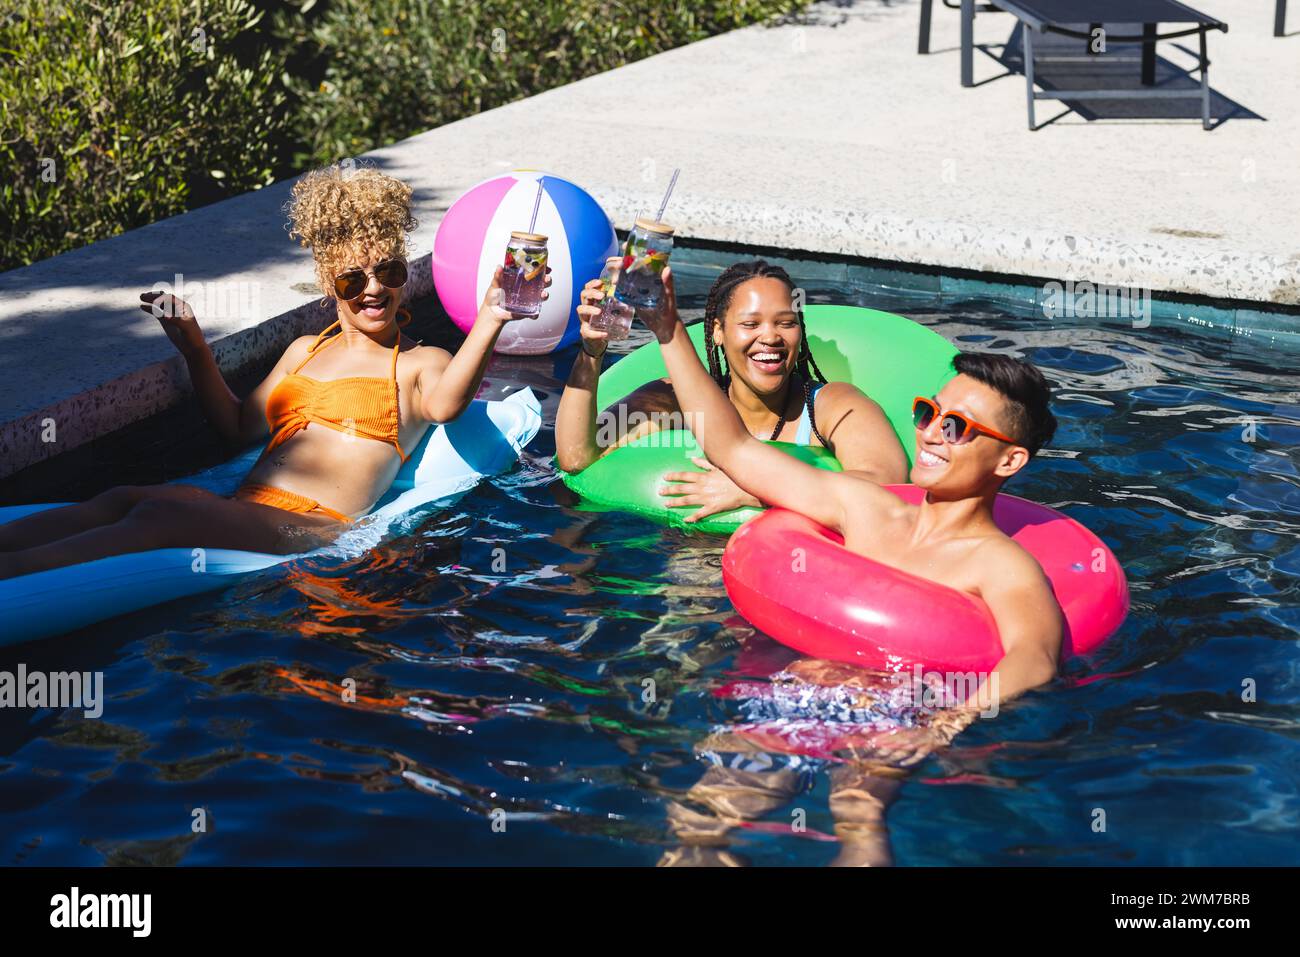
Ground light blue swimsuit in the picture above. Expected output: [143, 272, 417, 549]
[791, 382, 824, 446]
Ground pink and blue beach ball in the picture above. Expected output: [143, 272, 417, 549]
[432, 171, 618, 355]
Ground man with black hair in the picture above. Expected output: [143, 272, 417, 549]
[642, 269, 1069, 866]
[641, 268, 1065, 713]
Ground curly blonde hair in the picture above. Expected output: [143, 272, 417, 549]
[284, 162, 419, 300]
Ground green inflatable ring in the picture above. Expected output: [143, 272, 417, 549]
[561, 304, 958, 534]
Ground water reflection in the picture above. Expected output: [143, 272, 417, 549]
[3, 272, 1298, 866]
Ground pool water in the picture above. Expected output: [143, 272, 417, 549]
[2, 254, 1298, 866]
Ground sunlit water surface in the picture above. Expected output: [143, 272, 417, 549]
[2, 260, 1297, 866]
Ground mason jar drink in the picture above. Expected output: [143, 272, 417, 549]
[614, 218, 674, 310]
[588, 260, 635, 340]
[501, 232, 548, 319]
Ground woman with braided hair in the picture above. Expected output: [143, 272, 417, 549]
[556, 259, 906, 523]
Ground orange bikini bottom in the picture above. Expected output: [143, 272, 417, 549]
[233, 483, 353, 524]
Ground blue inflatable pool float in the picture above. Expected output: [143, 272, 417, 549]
[0, 388, 541, 646]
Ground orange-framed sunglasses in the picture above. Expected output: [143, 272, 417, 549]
[912, 396, 1018, 446]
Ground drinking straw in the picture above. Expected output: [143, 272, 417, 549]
[528, 180, 544, 234]
[655, 169, 680, 222]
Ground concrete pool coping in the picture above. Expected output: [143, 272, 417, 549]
[1, 0, 1297, 479]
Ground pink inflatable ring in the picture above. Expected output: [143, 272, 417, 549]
[721, 485, 1129, 674]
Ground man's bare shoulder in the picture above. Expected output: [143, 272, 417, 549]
[972, 532, 1052, 591]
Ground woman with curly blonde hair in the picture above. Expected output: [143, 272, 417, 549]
[0, 164, 541, 579]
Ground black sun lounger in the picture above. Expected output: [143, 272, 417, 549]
[919, 0, 1229, 130]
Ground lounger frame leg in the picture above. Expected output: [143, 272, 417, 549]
[919, 0, 933, 54]
[961, 0, 974, 87]
[1277, 0, 1288, 37]
[1141, 24, 1156, 86]
[1199, 28, 1210, 130]
[1024, 24, 1036, 130]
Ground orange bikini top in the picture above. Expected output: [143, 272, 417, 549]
[263, 309, 412, 462]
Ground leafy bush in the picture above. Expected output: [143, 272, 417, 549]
[0, 0, 812, 269]
[0, 0, 289, 270]
[274, 0, 815, 167]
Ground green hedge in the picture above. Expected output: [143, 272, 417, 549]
[0, 0, 812, 271]
[274, 0, 815, 167]
[0, 0, 290, 270]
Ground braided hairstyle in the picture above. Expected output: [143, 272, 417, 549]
[702, 260, 829, 447]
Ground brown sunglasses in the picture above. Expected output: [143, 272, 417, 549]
[333, 258, 408, 302]
[912, 396, 1018, 446]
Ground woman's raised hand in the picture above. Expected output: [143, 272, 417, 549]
[477, 264, 554, 326]
[140, 291, 204, 358]
[477, 266, 513, 325]
[658, 455, 761, 524]
[575, 256, 621, 358]
[635, 265, 680, 343]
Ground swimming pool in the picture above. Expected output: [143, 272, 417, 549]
[2, 248, 1297, 866]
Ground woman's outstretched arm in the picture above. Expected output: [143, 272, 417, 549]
[556, 262, 680, 474]
[555, 272, 613, 473]
[141, 290, 271, 448]
[418, 266, 550, 424]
